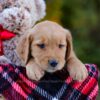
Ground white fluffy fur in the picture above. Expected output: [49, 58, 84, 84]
[0, 55, 11, 63]
[0, 0, 46, 65]
[0, 0, 46, 34]
[0, 7, 31, 34]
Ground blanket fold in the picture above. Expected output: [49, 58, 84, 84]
[0, 64, 99, 100]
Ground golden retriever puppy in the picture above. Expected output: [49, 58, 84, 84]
[17, 21, 88, 81]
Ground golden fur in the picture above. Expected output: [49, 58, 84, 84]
[17, 21, 88, 81]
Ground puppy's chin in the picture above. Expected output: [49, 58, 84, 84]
[45, 66, 64, 73]
[46, 69, 57, 73]
[46, 68, 57, 73]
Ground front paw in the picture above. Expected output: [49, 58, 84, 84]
[26, 66, 45, 81]
[68, 64, 88, 81]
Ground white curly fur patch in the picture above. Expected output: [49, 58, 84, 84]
[0, 0, 46, 34]
[0, 0, 46, 66]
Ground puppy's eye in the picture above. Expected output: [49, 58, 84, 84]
[37, 44, 45, 49]
[59, 44, 65, 48]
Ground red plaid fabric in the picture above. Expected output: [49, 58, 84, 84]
[0, 64, 99, 100]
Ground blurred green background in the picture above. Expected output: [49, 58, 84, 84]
[44, 0, 100, 99]
[44, 0, 100, 67]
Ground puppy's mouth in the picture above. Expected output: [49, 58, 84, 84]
[38, 61, 65, 73]
[45, 65, 62, 73]
[46, 67, 57, 73]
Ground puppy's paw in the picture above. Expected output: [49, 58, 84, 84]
[26, 66, 45, 81]
[67, 64, 88, 81]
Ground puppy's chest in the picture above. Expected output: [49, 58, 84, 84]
[3, 36, 23, 66]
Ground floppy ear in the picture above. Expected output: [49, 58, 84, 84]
[16, 33, 33, 65]
[65, 30, 83, 67]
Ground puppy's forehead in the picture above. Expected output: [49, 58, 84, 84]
[33, 21, 66, 41]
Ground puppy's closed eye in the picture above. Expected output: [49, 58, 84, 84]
[59, 44, 66, 48]
[37, 43, 45, 49]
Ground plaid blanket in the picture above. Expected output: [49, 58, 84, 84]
[0, 64, 99, 100]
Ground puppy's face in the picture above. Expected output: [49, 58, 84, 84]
[31, 27, 67, 72]
[17, 21, 72, 73]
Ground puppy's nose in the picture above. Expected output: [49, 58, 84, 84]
[48, 59, 58, 67]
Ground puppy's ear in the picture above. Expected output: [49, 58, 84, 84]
[65, 30, 74, 60]
[65, 30, 88, 81]
[65, 30, 83, 67]
[16, 33, 33, 65]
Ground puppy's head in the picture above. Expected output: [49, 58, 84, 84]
[17, 21, 76, 72]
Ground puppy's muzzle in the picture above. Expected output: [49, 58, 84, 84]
[48, 59, 58, 68]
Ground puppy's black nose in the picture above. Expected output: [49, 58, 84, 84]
[48, 59, 58, 67]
